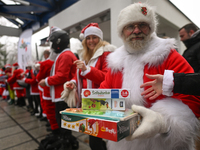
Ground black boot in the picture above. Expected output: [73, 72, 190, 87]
[70, 135, 79, 150]
[59, 135, 79, 150]
[16, 98, 21, 106]
[46, 126, 52, 132]
[8, 99, 15, 105]
[58, 136, 70, 150]
[36, 129, 61, 150]
[45, 121, 50, 127]
[20, 97, 26, 107]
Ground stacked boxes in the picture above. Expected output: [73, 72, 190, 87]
[60, 89, 141, 142]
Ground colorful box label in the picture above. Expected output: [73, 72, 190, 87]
[61, 113, 140, 142]
[82, 89, 130, 99]
[82, 98, 125, 111]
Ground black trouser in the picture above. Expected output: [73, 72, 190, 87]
[27, 96, 34, 109]
[26, 87, 34, 110]
[89, 136, 107, 150]
[32, 95, 40, 113]
[18, 97, 26, 106]
[55, 101, 71, 136]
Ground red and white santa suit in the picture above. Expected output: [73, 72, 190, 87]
[5, 65, 14, 91]
[71, 44, 116, 105]
[24, 71, 39, 96]
[45, 49, 77, 102]
[99, 3, 200, 150]
[36, 58, 59, 130]
[24, 70, 40, 113]
[7, 67, 25, 98]
[0, 69, 5, 96]
[101, 33, 200, 150]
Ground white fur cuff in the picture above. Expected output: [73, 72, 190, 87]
[163, 70, 174, 96]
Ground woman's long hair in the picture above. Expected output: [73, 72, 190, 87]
[81, 38, 110, 64]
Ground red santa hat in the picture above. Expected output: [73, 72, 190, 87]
[47, 26, 61, 41]
[5, 64, 11, 68]
[79, 23, 103, 40]
[12, 62, 19, 67]
[117, 2, 158, 37]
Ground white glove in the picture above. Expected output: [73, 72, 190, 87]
[65, 88, 76, 107]
[17, 79, 25, 84]
[61, 81, 76, 107]
[61, 88, 70, 100]
[126, 105, 169, 140]
[61, 81, 73, 99]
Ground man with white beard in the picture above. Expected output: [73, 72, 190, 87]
[100, 2, 200, 150]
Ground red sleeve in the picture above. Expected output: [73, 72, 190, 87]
[36, 60, 53, 82]
[162, 50, 200, 118]
[100, 69, 123, 89]
[83, 52, 110, 85]
[7, 70, 17, 84]
[165, 50, 194, 73]
[47, 52, 77, 86]
[25, 72, 37, 84]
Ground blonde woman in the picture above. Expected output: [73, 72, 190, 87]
[61, 23, 116, 150]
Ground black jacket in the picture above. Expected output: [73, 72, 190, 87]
[182, 30, 200, 73]
[174, 73, 200, 96]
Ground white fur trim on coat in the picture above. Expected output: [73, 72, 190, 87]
[106, 34, 199, 149]
[107, 33, 176, 72]
[107, 34, 176, 107]
[107, 98, 200, 150]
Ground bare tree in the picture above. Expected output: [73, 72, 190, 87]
[0, 43, 8, 67]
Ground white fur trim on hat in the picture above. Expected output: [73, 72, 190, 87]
[79, 33, 84, 40]
[117, 2, 158, 38]
[84, 26, 103, 40]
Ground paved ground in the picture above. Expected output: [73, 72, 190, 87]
[0, 98, 90, 150]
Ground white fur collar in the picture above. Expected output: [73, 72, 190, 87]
[106, 33, 176, 107]
[107, 33, 176, 72]
[90, 44, 116, 60]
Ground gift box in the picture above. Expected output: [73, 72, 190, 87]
[61, 108, 141, 142]
[60, 89, 141, 142]
[82, 89, 130, 111]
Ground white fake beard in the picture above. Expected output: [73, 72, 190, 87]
[123, 33, 151, 54]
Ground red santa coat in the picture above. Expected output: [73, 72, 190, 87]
[100, 34, 200, 150]
[45, 49, 77, 102]
[5, 69, 14, 90]
[0, 69, 5, 96]
[24, 71, 39, 95]
[37, 59, 59, 130]
[7, 68, 24, 90]
[72, 44, 116, 98]
[36, 59, 54, 100]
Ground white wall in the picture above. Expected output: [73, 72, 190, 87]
[49, 0, 132, 47]
[49, 0, 191, 52]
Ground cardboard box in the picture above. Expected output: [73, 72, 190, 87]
[82, 98, 126, 111]
[82, 89, 130, 111]
[61, 109, 141, 142]
[82, 89, 130, 99]
[60, 89, 141, 142]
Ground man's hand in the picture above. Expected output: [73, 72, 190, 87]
[64, 81, 75, 90]
[74, 60, 87, 72]
[140, 73, 163, 100]
[126, 105, 169, 140]
[61, 81, 76, 107]
[61, 81, 75, 99]
[39, 79, 46, 87]
[20, 72, 25, 77]
[17, 79, 25, 85]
